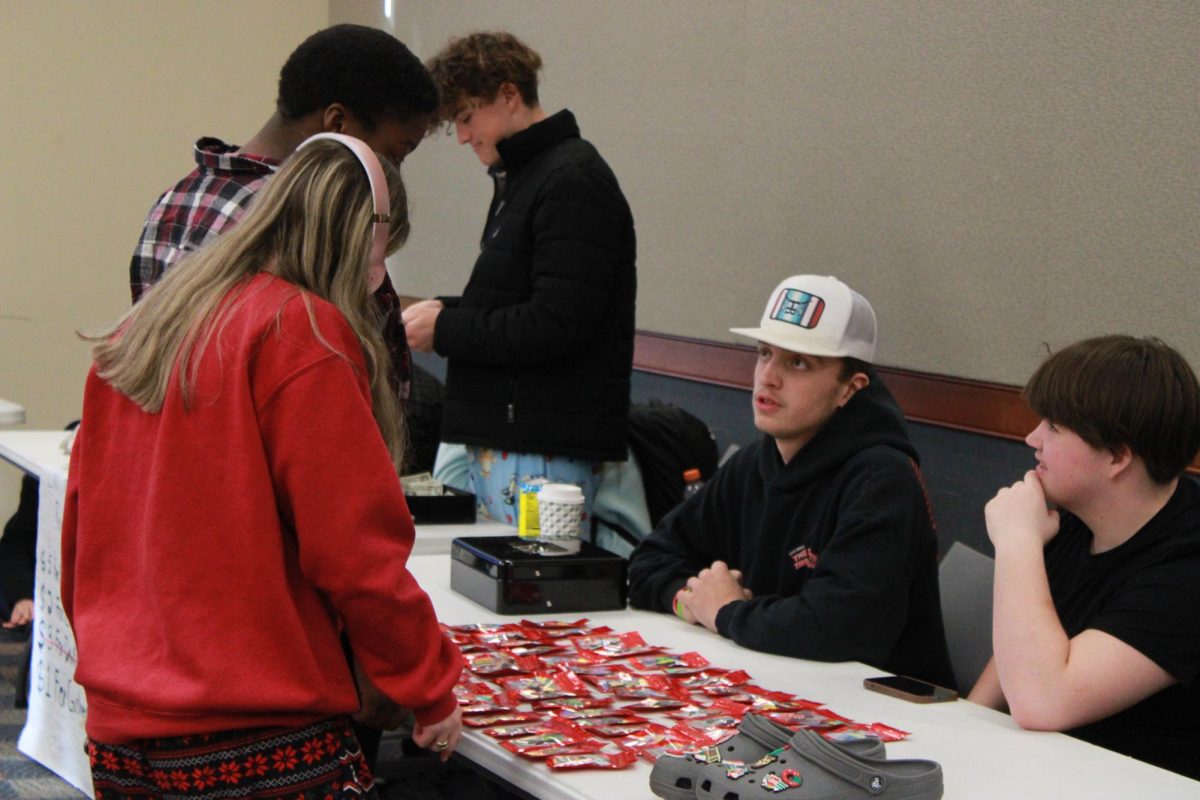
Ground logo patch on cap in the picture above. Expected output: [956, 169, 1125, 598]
[770, 289, 825, 329]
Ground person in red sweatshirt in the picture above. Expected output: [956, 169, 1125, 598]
[61, 134, 462, 799]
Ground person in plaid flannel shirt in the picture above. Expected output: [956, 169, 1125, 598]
[129, 24, 439, 409]
[125, 23, 440, 772]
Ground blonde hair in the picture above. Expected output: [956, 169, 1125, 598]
[86, 139, 411, 469]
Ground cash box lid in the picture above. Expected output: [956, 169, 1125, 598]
[451, 536, 626, 581]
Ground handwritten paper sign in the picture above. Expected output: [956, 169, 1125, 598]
[17, 467, 93, 797]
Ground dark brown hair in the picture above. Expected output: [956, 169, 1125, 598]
[426, 31, 542, 123]
[278, 24, 437, 130]
[838, 357, 872, 383]
[1024, 336, 1200, 483]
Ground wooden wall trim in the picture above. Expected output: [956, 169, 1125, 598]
[397, 301, 1199, 473]
[634, 332, 1200, 475]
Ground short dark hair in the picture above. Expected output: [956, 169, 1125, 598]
[426, 31, 542, 123]
[277, 24, 438, 130]
[1025, 335, 1200, 483]
[838, 357, 872, 383]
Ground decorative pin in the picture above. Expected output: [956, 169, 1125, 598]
[693, 746, 722, 764]
[761, 772, 789, 792]
[751, 752, 778, 768]
[782, 769, 803, 787]
[725, 762, 750, 780]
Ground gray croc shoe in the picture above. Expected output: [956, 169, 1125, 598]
[650, 715, 885, 800]
[693, 729, 941, 800]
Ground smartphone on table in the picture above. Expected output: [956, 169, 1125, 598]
[863, 674, 958, 704]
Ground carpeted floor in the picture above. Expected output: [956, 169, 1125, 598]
[0, 629, 87, 799]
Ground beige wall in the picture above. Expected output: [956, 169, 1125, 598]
[383, 1, 1198, 385]
[2, 1, 1197, 518]
[0, 1, 327, 519]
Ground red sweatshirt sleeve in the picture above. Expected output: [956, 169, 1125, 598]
[254, 301, 461, 724]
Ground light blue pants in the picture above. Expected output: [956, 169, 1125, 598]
[463, 446, 602, 530]
[434, 443, 652, 556]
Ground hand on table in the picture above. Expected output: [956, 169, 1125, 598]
[412, 704, 463, 762]
[679, 561, 752, 633]
[2, 599, 32, 629]
[400, 299, 443, 353]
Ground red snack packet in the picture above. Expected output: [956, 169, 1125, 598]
[475, 631, 543, 649]
[707, 698, 750, 719]
[583, 670, 673, 694]
[619, 697, 691, 711]
[666, 704, 718, 720]
[745, 691, 824, 713]
[573, 713, 651, 728]
[444, 622, 522, 635]
[859, 722, 911, 742]
[520, 620, 609, 639]
[585, 723, 655, 738]
[765, 708, 850, 730]
[454, 681, 502, 704]
[499, 670, 590, 704]
[462, 711, 545, 728]
[501, 738, 607, 759]
[610, 722, 670, 751]
[506, 644, 568, 657]
[534, 695, 613, 711]
[539, 651, 613, 670]
[685, 715, 740, 735]
[464, 650, 541, 677]
[483, 722, 560, 739]
[520, 618, 590, 631]
[549, 662, 623, 677]
[572, 631, 664, 659]
[460, 702, 517, 715]
[556, 706, 633, 720]
[629, 652, 711, 672]
[638, 722, 715, 759]
[546, 751, 637, 770]
[677, 669, 751, 690]
[497, 720, 595, 753]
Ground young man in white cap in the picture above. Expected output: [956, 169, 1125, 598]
[629, 275, 955, 688]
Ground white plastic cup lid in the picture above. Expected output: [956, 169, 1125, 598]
[538, 483, 584, 504]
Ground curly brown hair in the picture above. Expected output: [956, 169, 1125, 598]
[426, 31, 543, 123]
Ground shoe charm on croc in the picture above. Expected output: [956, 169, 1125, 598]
[761, 772, 788, 792]
[693, 746, 723, 764]
[724, 762, 750, 780]
[782, 769, 803, 787]
[751, 746, 785, 769]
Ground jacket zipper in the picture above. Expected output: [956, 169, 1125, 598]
[507, 377, 517, 423]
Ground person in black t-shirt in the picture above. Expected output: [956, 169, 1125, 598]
[969, 335, 1200, 780]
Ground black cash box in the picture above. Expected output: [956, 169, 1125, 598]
[450, 536, 627, 615]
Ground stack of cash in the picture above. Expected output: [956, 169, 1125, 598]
[401, 472, 445, 496]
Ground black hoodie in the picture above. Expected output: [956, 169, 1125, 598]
[628, 379, 956, 689]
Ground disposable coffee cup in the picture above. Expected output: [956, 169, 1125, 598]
[536, 483, 584, 555]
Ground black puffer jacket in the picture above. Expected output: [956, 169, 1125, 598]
[434, 110, 637, 461]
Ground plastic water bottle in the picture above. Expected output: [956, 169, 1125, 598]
[682, 468, 704, 500]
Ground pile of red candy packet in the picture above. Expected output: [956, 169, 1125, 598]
[443, 619, 909, 772]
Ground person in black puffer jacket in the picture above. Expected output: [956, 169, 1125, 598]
[405, 32, 636, 526]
